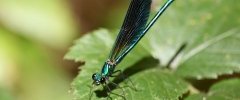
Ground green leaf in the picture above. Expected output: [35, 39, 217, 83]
[161, 0, 240, 79]
[186, 78, 240, 100]
[144, 0, 240, 69]
[66, 0, 240, 99]
[123, 69, 188, 100]
[176, 29, 240, 79]
[65, 29, 188, 99]
[185, 94, 205, 100]
[207, 78, 240, 100]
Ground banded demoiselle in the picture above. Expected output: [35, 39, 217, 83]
[90, 0, 174, 99]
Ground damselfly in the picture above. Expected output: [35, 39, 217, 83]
[90, 0, 174, 99]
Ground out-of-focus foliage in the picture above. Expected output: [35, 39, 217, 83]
[0, 0, 78, 100]
[0, 28, 72, 100]
[0, 0, 77, 48]
[66, 0, 240, 100]
[0, 87, 13, 100]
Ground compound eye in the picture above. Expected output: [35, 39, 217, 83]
[92, 73, 97, 80]
[100, 77, 105, 83]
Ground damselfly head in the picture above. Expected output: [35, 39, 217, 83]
[92, 73, 104, 85]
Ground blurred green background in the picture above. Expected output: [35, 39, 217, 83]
[0, 0, 127, 100]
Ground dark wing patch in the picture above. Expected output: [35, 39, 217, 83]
[108, 0, 151, 61]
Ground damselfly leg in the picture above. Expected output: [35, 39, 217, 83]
[111, 70, 137, 91]
[104, 81, 126, 100]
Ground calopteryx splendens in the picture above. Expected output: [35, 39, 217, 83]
[91, 0, 175, 99]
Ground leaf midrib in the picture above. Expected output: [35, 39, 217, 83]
[181, 28, 239, 64]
